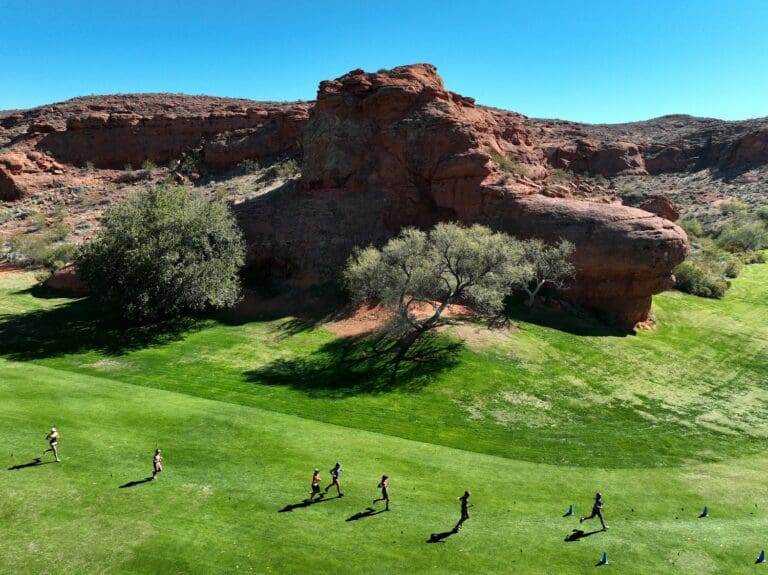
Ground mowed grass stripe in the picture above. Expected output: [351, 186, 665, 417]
[2, 264, 768, 468]
[1, 360, 768, 574]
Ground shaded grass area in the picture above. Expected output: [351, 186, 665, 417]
[1, 265, 767, 468]
[2, 362, 768, 574]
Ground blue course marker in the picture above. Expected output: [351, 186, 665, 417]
[699, 506, 708, 518]
[596, 551, 608, 566]
[756, 549, 765, 564]
[564, 504, 574, 517]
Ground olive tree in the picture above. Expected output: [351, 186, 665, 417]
[519, 238, 575, 306]
[342, 223, 526, 345]
[78, 186, 245, 322]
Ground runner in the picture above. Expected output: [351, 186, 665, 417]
[373, 474, 390, 511]
[580, 492, 608, 530]
[151, 449, 162, 480]
[324, 462, 344, 497]
[42, 426, 60, 463]
[308, 468, 323, 501]
[453, 490, 473, 532]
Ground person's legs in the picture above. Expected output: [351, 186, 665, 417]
[52, 444, 59, 462]
[597, 509, 607, 529]
[580, 511, 596, 523]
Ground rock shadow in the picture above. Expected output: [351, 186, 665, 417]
[501, 297, 633, 338]
[244, 332, 462, 397]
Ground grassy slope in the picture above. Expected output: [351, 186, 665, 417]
[1, 265, 767, 573]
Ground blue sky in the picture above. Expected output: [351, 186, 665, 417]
[1, 0, 766, 123]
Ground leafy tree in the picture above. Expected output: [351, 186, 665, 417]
[518, 239, 575, 306]
[78, 186, 245, 322]
[343, 223, 526, 346]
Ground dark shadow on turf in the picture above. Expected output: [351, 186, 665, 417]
[0, 295, 206, 361]
[119, 477, 154, 488]
[501, 295, 634, 338]
[244, 332, 462, 397]
[7, 458, 52, 470]
[563, 529, 603, 542]
[426, 529, 458, 543]
[278, 497, 334, 512]
[346, 507, 386, 521]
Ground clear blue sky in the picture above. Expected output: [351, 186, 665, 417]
[1, 0, 766, 123]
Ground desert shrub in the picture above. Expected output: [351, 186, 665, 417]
[239, 159, 260, 174]
[716, 220, 768, 252]
[85, 161, 95, 172]
[756, 206, 768, 224]
[719, 200, 749, 217]
[678, 216, 703, 238]
[673, 261, 728, 299]
[78, 185, 245, 322]
[141, 160, 157, 173]
[549, 168, 575, 182]
[742, 251, 766, 264]
[490, 153, 530, 177]
[273, 159, 299, 179]
[6, 232, 77, 271]
[723, 257, 742, 279]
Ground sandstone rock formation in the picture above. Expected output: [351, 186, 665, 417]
[237, 64, 689, 326]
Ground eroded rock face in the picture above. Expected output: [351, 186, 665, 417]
[238, 64, 689, 327]
[39, 99, 311, 169]
[43, 265, 90, 296]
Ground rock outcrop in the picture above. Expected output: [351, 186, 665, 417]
[236, 65, 689, 326]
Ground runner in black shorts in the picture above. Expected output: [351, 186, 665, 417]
[453, 490, 473, 532]
[373, 474, 390, 511]
[308, 468, 323, 501]
[324, 462, 343, 497]
[580, 492, 608, 530]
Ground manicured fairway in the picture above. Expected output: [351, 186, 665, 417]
[1, 264, 767, 573]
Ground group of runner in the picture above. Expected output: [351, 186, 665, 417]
[40, 426, 163, 480]
[37, 427, 606, 533]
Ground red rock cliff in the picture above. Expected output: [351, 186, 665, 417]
[237, 64, 689, 327]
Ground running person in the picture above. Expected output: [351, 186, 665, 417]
[42, 426, 60, 462]
[308, 468, 323, 501]
[453, 490, 473, 532]
[324, 462, 343, 497]
[151, 449, 162, 480]
[580, 492, 608, 530]
[373, 474, 390, 511]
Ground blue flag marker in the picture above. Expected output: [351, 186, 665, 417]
[699, 506, 708, 518]
[756, 549, 765, 564]
[564, 504, 574, 517]
[597, 551, 608, 566]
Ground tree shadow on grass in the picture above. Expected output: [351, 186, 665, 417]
[0, 295, 206, 361]
[243, 332, 463, 397]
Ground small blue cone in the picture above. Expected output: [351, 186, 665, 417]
[597, 551, 608, 566]
[756, 549, 765, 564]
[699, 506, 709, 518]
[564, 504, 574, 517]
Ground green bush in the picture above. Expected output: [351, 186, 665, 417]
[678, 216, 703, 238]
[490, 153, 530, 177]
[78, 186, 245, 322]
[273, 159, 299, 179]
[716, 220, 768, 252]
[674, 261, 728, 299]
[719, 200, 749, 217]
[6, 232, 77, 271]
[742, 251, 767, 264]
[141, 160, 157, 173]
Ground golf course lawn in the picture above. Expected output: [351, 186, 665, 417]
[1, 262, 767, 573]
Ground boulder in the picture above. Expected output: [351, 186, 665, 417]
[43, 265, 90, 296]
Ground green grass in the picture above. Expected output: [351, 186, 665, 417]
[1, 264, 768, 573]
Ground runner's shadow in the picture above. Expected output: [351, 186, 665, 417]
[427, 529, 458, 543]
[278, 496, 332, 512]
[119, 477, 153, 488]
[7, 458, 52, 470]
[564, 529, 603, 542]
[346, 507, 385, 521]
